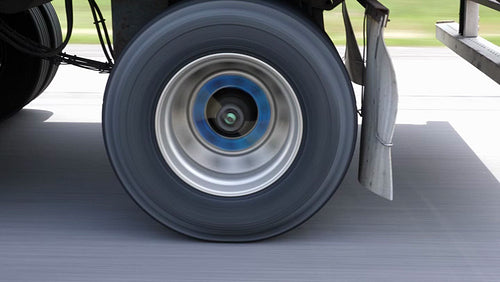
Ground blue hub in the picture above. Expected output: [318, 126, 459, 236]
[192, 75, 271, 151]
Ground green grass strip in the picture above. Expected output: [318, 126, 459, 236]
[52, 0, 499, 46]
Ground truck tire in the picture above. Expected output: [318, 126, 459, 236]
[0, 3, 60, 120]
[38, 3, 62, 94]
[103, 0, 357, 241]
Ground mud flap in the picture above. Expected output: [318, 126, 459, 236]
[359, 9, 398, 200]
[344, 1, 398, 200]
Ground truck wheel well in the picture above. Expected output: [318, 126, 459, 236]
[111, 0, 332, 56]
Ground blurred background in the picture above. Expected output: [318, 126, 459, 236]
[51, 0, 500, 46]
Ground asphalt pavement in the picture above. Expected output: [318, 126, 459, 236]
[1, 46, 500, 281]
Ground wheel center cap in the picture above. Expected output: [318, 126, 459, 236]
[224, 112, 237, 125]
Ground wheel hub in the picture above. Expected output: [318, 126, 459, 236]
[155, 53, 303, 197]
[195, 76, 266, 151]
[214, 104, 245, 134]
[206, 86, 258, 138]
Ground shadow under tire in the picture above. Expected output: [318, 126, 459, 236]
[103, 0, 357, 242]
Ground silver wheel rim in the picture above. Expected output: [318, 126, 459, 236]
[155, 53, 303, 197]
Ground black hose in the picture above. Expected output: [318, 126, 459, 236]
[88, 0, 114, 61]
[0, 0, 113, 72]
[0, 0, 73, 57]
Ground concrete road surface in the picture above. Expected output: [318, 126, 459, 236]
[1, 46, 500, 281]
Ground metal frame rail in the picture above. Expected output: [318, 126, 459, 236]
[436, 0, 500, 84]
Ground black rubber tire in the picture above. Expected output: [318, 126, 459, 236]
[38, 3, 62, 94]
[103, 0, 357, 242]
[0, 4, 59, 120]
